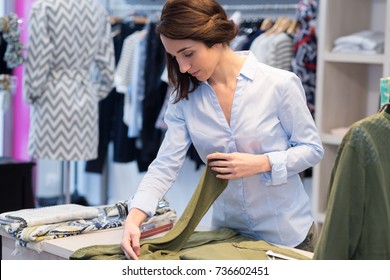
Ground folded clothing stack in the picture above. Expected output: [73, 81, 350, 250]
[0, 201, 176, 251]
[332, 30, 384, 54]
[141, 206, 177, 239]
[0, 204, 99, 233]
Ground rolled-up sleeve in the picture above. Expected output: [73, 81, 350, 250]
[263, 74, 324, 185]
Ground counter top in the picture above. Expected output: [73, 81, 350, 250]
[1, 227, 313, 260]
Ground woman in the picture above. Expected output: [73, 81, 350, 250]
[121, 0, 324, 260]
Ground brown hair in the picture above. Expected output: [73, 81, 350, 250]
[156, 0, 238, 103]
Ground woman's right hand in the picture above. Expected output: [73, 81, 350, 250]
[120, 208, 147, 260]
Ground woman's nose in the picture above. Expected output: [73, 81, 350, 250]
[177, 58, 190, 73]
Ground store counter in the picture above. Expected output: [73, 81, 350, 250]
[1, 227, 314, 260]
[1, 227, 124, 260]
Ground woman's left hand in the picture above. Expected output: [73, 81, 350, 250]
[206, 152, 271, 179]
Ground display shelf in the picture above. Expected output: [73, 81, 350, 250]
[323, 52, 385, 64]
[312, 0, 390, 229]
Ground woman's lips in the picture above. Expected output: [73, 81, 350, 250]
[190, 70, 199, 77]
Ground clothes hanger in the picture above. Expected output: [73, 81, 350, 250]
[132, 16, 147, 24]
[109, 15, 123, 25]
[385, 103, 390, 114]
[264, 17, 284, 35]
[379, 102, 390, 114]
[286, 19, 298, 36]
[260, 18, 273, 31]
[276, 17, 292, 34]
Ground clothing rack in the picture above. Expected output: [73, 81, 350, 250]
[226, 4, 298, 20]
[106, 3, 298, 15]
[222, 4, 298, 11]
[106, 4, 162, 16]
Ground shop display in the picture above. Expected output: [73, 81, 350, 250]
[312, 0, 390, 230]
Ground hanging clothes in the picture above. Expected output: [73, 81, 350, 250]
[85, 20, 145, 173]
[249, 17, 294, 71]
[0, 13, 25, 69]
[116, 28, 148, 138]
[24, 0, 115, 160]
[0, 34, 12, 75]
[291, 0, 318, 115]
[238, 18, 271, 51]
[136, 21, 168, 172]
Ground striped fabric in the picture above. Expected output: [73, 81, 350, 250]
[23, 0, 115, 160]
[250, 32, 293, 71]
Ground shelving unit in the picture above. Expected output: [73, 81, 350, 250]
[312, 0, 390, 229]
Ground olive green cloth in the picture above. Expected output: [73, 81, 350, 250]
[314, 111, 390, 259]
[70, 227, 310, 260]
[138, 166, 228, 255]
[70, 166, 309, 260]
[71, 165, 227, 260]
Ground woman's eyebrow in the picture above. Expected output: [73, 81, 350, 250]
[168, 46, 192, 58]
[177, 46, 191, 54]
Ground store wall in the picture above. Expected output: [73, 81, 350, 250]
[0, 2, 4, 156]
[12, 0, 34, 161]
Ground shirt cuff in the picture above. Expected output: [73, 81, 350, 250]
[129, 193, 160, 217]
[265, 151, 287, 185]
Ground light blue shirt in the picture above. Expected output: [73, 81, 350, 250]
[130, 51, 324, 247]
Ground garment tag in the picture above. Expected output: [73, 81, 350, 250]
[265, 250, 297, 260]
[380, 77, 390, 107]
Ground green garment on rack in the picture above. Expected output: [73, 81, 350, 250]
[314, 111, 390, 259]
[70, 166, 310, 260]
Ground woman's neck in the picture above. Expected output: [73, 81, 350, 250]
[208, 47, 245, 87]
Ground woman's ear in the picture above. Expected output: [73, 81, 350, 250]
[211, 42, 223, 50]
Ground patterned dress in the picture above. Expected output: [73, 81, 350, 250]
[291, 0, 318, 115]
[24, 0, 115, 160]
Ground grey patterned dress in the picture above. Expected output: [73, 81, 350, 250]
[23, 0, 115, 160]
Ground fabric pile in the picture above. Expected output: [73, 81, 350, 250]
[71, 227, 310, 260]
[70, 166, 310, 261]
[0, 201, 176, 255]
[331, 30, 384, 54]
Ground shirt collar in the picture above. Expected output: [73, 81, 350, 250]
[202, 51, 258, 86]
[236, 51, 257, 81]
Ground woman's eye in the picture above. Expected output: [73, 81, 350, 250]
[184, 52, 193, 57]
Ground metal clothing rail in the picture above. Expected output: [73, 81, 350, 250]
[222, 4, 298, 11]
[108, 4, 163, 11]
[106, 4, 162, 15]
[107, 3, 298, 13]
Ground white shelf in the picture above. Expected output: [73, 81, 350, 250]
[311, 0, 390, 229]
[323, 52, 385, 64]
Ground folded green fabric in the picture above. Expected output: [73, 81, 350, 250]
[139, 165, 228, 255]
[70, 166, 228, 260]
[70, 228, 310, 260]
[70, 166, 310, 260]
[179, 238, 310, 260]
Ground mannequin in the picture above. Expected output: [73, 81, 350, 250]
[23, 0, 115, 203]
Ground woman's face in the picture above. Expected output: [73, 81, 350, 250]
[160, 35, 220, 82]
